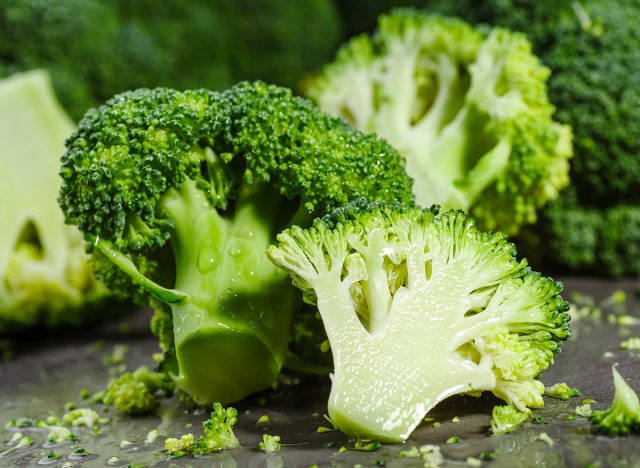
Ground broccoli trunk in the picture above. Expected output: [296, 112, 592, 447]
[317, 272, 501, 442]
[158, 179, 298, 404]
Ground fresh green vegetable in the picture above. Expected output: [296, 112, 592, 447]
[164, 403, 239, 457]
[490, 405, 530, 435]
[0, 0, 341, 120]
[409, 0, 640, 276]
[59, 81, 414, 405]
[307, 9, 572, 235]
[268, 200, 570, 441]
[103, 366, 173, 415]
[0, 70, 107, 333]
[545, 382, 581, 400]
[259, 434, 282, 453]
[590, 366, 640, 435]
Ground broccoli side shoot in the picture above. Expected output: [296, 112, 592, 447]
[59, 81, 414, 405]
[590, 366, 640, 436]
[268, 200, 570, 442]
[0, 70, 107, 332]
[307, 10, 572, 235]
[164, 402, 239, 458]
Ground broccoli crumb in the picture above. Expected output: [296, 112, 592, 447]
[259, 434, 281, 453]
[490, 405, 529, 435]
[620, 338, 640, 350]
[445, 435, 460, 444]
[546, 383, 581, 400]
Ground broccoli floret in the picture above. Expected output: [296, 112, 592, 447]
[490, 405, 530, 435]
[258, 434, 282, 453]
[268, 200, 570, 442]
[1, 0, 341, 120]
[545, 382, 581, 400]
[0, 70, 108, 332]
[590, 365, 640, 436]
[307, 10, 572, 235]
[103, 366, 173, 415]
[165, 402, 239, 457]
[59, 81, 414, 405]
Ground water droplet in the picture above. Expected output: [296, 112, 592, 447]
[197, 246, 218, 273]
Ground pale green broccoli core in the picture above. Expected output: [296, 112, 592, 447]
[0, 70, 100, 329]
[269, 203, 569, 442]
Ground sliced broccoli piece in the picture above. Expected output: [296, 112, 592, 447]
[268, 200, 570, 442]
[165, 402, 239, 457]
[590, 366, 640, 436]
[59, 81, 414, 405]
[0, 70, 108, 332]
[307, 10, 572, 235]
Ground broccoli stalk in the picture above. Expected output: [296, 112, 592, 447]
[59, 82, 414, 405]
[0, 70, 107, 331]
[307, 10, 572, 235]
[268, 200, 570, 442]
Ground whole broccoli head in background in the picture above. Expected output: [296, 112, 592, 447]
[0, 0, 342, 120]
[59, 81, 414, 405]
[307, 10, 572, 235]
[0, 70, 108, 332]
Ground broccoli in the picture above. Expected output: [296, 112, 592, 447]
[590, 365, 640, 436]
[519, 186, 640, 277]
[164, 402, 239, 457]
[490, 405, 530, 435]
[0, 70, 107, 332]
[0, 0, 341, 120]
[406, 0, 640, 276]
[306, 10, 572, 235]
[58, 81, 414, 405]
[545, 382, 581, 400]
[268, 200, 570, 442]
[103, 366, 174, 415]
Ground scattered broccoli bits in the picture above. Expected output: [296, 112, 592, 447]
[164, 403, 239, 458]
[269, 200, 570, 441]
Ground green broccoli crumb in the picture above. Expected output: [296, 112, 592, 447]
[259, 434, 281, 453]
[546, 382, 581, 400]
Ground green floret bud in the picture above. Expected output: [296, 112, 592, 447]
[546, 382, 581, 400]
[259, 434, 281, 453]
[490, 405, 530, 435]
[59, 81, 414, 406]
[103, 366, 171, 415]
[269, 200, 569, 442]
[165, 403, 239, 458]
[62, 408, 102, 428]
[307, 10, 572, 235]
[590, 366, 640, 435]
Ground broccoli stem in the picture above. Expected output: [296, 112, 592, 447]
[159, 178, 298, 404]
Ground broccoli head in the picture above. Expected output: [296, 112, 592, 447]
[59, 81, 414, 405]
[268, 200, 570, 442]
[0, 70, 108, 332]
[307, 10, 572, 235]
